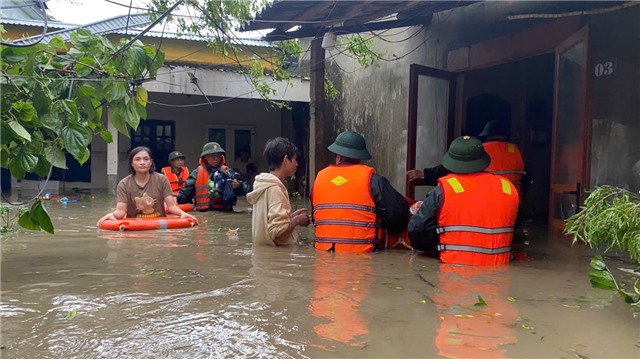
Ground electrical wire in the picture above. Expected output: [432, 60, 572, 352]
[1, 0, 48, 47]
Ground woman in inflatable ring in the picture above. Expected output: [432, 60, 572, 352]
[97, 146, 198, 227]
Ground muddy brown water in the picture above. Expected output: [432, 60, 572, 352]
[1, 193, 638, 358]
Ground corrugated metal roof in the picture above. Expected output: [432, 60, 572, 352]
[5, 14, 272, 48]
[12, 13, 151, 45]
[0, 17, 74, 28]
[109, 29, 273, 48]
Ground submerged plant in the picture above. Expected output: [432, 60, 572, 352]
[565, 185, 640, 306]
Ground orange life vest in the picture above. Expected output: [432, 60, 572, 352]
[483, 141, 525, 193]
[437, 172, 519, 265]
[312, 164, 380, 253]
[161, 166, 189, 194]
[194, 158, 229, 211]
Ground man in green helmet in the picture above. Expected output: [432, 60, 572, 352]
[408, 136, 519, 265]
[311, 130, 409, 253]
[176, 142, 250, 211]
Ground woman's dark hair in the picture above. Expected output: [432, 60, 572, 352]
[263, 137, 298, 171]
[128, 146, 155, 174]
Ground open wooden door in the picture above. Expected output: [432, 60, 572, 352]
[549, 26, 592, 232]
[406, 64, 456, 199]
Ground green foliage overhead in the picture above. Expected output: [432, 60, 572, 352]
[1, 30, 165, 233]
[565, 185, 640, 263]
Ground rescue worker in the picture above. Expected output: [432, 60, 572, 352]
[175, 142, 250, 212]
[407, 120, 526, 194]
[161, 150, 189, 195]
[479, 120, 526, 195]
[408, 136, 519, 265]
[311, 130, 409, 253]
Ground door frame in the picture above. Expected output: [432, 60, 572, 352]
[549, 26, 592, 232]
[406, 64, 456, 198]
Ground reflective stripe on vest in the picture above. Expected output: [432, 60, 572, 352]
[437, 244, 511, 254]
[315, 237, 380, 245]
[315, 219, 382, 228]
[436, 225, 513, 234]
[194, 165, 211, 211]
[491, 170, 526, 175]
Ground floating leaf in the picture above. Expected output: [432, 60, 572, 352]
[65, 310, 77, 320]
[507, 296, 516, 302]
[474, 295, 487, 307]
[521, 323, 535, 330]
[418, 299, 427, 304]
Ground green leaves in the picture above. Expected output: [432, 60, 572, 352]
[473, 295, 488, 307]
[2, 28, 163, 234]
[18, 200, 54, 234]
[566, 186, 640, 263]
[588, 256, 639, 305]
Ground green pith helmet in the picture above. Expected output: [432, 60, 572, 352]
[328, 130, 371, 160]
[168, 151, 186, 162]
[200, 142, 225, 157]
[442, 136, 491, 174]
[478, 120, 505, 137]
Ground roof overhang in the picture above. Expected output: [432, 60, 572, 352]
[240, 0, 476, 40]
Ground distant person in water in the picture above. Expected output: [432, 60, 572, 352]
[161, 150, 189, 195]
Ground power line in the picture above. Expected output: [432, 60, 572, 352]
[1, 0, 48, 47]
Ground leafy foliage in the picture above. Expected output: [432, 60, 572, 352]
[588, 256, 639, 306]
[1, 30, 164, 233]
[324, 77, 340, 102]
[565, 186, 640, 263]
[338, 34, 382, 68]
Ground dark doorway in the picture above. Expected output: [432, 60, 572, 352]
[461, 54, 555, 222]
[131, 120, 176, 170]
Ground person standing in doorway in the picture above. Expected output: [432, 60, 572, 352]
[161, 150, 189, 195]
[479, 120, 526, 195]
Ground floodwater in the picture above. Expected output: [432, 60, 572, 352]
[1, 192, 639, 359]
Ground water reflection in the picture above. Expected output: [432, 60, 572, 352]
[1, 196, 639, 358]
[435, 264, 518, 358]
[309, 253, 372, 348]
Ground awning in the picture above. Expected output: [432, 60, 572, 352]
[240, 0, 476, 40]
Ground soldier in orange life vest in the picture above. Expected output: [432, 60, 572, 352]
[408, 136, 519, 265]
[175, 142, 250, 212]
[161, 151, 189, 195]
[311, 131, 409, 253]
[479, 120, 526, 195]
[407, 121, 526, 195]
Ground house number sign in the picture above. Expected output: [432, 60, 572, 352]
[594, 59, 616, 78]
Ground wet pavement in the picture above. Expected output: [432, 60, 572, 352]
[1, 192, 639, 358]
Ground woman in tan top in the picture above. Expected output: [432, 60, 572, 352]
[97, 146, 197, 226]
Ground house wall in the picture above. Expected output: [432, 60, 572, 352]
[90, 93, 284, 190]
[588, 6, 640, 191]
[326, 1, 640, 194]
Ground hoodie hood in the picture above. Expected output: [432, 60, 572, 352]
[246, 173, 286, 204]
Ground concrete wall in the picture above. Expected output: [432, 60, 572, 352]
[326, 1, 640, 195]
[588, 6, 640, 192]
[90, 93, 285, 190]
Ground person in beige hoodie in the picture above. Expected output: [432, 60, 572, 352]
[247, 137, 310, 246]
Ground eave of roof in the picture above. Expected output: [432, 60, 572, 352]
[11, 13, 152, 45]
